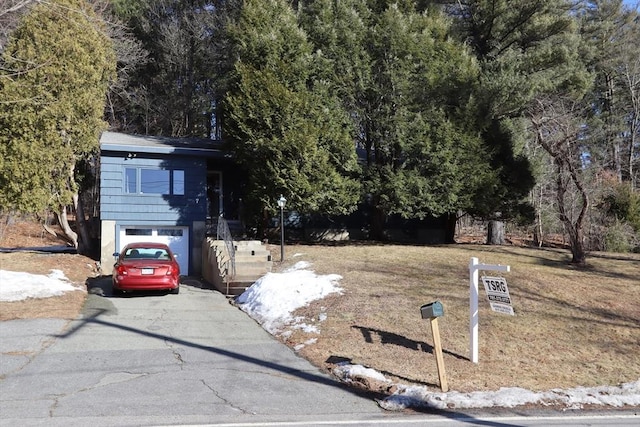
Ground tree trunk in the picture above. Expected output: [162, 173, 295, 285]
[628, 109, 638, 188]
[604, 72, 623, 183]
[57, 205, 78, 249]
[370, 206, 386, 241]
[533, 187, 544, 247]
[444, 212, 457, 243]
[75, 193, 92, 255]
[57, 156, 85, 252]
[553, 158, 589, 265]
[486, 220, 505, 245]
[567, 223, 587, 264]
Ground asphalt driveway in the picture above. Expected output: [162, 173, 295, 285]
[0, 278, 386, 426]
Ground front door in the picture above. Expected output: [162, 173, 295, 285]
[207, 171, 222, 219]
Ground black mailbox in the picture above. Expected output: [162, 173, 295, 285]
[421, 301, 444, 319]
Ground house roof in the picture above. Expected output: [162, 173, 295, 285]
[100, 131, 229, 158]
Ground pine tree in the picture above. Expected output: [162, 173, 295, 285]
[0, 0, 116, 251]
[222, 0, 361, 232]
[446, 0, 590, 244]
[299, 0, 487, 240]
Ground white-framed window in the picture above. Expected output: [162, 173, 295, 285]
[125, 168, 185, 195]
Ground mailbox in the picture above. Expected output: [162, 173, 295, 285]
[421, 301, 444, 319]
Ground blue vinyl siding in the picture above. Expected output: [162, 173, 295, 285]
[100, 154, 207, 224]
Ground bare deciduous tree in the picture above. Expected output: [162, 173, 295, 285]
[529, 97, 591, 264]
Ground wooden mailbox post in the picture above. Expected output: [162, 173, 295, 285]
[420, 301, 448, 392]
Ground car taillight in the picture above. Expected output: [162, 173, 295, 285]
[166, 265, 176, 276]
[117, 265, 128, 275]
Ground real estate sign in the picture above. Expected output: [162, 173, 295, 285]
[480, 276, 515, 315]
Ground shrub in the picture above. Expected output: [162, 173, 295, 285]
[603, 220, 636, 253]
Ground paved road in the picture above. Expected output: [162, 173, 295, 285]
[1, 280, 638, 427]
[1, 280, 393, 426]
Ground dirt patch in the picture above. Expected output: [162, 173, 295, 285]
[0, 290, 87, 321]
[0, 219, 95, 321]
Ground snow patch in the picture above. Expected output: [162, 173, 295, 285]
[0, 270, 82, 302]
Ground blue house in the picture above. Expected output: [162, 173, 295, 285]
[99, 131, 244, 276]
[98, 132, 450, 278]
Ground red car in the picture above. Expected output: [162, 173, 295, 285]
[112, 242, 180, 295]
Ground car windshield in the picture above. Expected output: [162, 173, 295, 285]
[124, 247, 171, 260]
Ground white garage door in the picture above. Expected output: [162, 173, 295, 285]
[119, 226, 189, 274]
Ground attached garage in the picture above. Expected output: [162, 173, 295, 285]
[118, 226, 189, 274]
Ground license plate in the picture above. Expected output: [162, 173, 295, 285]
[141, 268, 154, 275]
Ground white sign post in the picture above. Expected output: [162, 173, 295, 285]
[469, 257, 510, 364]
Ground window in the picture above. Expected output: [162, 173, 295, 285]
[141, 169, 170, 194]
[173, 170, 185, 196]
[125, 228, 152, 236]
[158, 229, 183, 237]
[125, 168, 185, 195]
[125, 168, 137, 193]
[124, 247, 170, 260]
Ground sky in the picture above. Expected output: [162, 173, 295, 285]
[1, 260, 639, 411]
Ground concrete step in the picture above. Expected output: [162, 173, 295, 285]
[234, 254, 271, 263]
[229, 274, 263, 283]
[210, 240, 264, 249]
[234, 245, 270, 252]
[216, 248, 271, 261]
[223, 281, 256, 296]
[234, 267, 271, 277]
[219, 260, 271, 274]
[234, 240, 264, 247]
[234, 259, 272, 267]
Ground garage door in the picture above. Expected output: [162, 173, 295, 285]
[119, 226, 189, 274]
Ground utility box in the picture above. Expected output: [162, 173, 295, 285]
[420, 301, 444, 319]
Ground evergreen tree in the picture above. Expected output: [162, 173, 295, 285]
[581, 0, 640, 185]
[222, 0, 361, 232]
[0, 0, 116, 251]
[298, 0, 488, 240]
[446, 0, 589, 243]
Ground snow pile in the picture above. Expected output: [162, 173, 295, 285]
[378, 378, 640, 411]
[236, 261, 343, 335]
[0, 269, 82, 302]
[333, 362, 391, 385]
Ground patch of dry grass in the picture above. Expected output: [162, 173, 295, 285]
[0, 252, 92, 321]
[0, 218, 94, 321]
[272, 243, 640, 393]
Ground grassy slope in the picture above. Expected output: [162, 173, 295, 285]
[272, 243, 640, 393]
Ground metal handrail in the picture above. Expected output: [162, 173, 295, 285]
[216, 215, 236, 279]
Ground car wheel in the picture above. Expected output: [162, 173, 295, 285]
[170, 286, 179, 295]
[112, 286, 123, 297]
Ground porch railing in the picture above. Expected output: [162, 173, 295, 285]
[216, 215, 236, 279]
